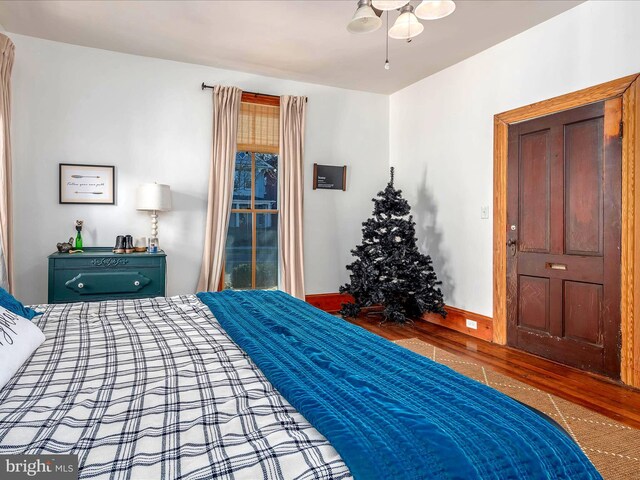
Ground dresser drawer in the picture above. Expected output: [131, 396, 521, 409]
[48, 248, 167, 304]
[49, 255, 164, 269]
[51, 268, 164, 303]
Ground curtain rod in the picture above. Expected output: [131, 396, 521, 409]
[201, 83, 307, 103]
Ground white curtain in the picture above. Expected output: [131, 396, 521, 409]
[197, 86, 243, 292]
[279, 96, 307, 299]
[0, 34, 14, 292]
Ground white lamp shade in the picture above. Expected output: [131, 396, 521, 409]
[136, 183, 172, 211]
[372, 0, 409, 11]
[415, 0, 456, 20]
[347, 2, 382, 34]
[388, 7, 424, 40]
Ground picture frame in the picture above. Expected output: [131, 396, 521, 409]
[313, 163, 347, 191]
[59, 163, 116, 205]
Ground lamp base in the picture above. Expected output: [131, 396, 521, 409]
[149, 211, 159, 253]
[150, 211, 158, 238]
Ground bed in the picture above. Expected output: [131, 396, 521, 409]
[0, 291, 601, 479]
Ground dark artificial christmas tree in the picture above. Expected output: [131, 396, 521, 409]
[340, 168, 447, 323]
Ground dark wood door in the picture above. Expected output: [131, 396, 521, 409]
[506, 99, 622, 378]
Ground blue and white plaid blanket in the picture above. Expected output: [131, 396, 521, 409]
[0, 295, 350, 480]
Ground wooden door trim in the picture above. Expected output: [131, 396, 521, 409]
[493, 73, 640, 387]
[622, 78, 640, 386]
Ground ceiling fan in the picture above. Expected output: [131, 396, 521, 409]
[347, 0, 456, 69]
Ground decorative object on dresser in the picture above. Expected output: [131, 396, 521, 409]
[136, 183, 171, 251]
[56, 238, 74, 253]
[59, 164, 115, 204]
[112, 234, 137, 254]
[113, 235, 125, 254]
[74, 219, 83, 249]
[48, 247, 166, 303]
[134, 237, 147, 252]
[124, 234, 134, 254]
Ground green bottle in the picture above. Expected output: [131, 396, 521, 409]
[74, 220, 84, 250]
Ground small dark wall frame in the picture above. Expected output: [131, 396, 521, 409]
[59, 163, 116, 205]
[313, 163, 347, 191]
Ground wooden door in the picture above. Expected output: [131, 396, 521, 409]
[506, 99, 622, 378]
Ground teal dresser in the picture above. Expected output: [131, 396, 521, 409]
[48, 247, 166, 304]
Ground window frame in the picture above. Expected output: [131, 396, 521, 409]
[226, 151, 279, 289]
[223, 94, 281, 290]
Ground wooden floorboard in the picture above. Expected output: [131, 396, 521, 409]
[344, 314, 640, 429]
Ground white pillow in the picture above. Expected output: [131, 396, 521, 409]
[0, 305, 45, 390]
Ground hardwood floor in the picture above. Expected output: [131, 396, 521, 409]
[344, 314, 640, 429]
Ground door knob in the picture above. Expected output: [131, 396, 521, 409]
[78, 282, 84, 289]
[506, 238, 517, 256]
[134, 280, 140, 286]
[506, 239, 516, 247]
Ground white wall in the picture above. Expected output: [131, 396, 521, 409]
[13, 0, 640, 310]
[9, 33, 389, 304]
[390, 0, 640, 317]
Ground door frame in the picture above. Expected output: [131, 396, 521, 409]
[493, 73, 640, 387]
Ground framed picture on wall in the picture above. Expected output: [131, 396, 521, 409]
[313, 163, 347, 191]
[59, 163, 116, 205]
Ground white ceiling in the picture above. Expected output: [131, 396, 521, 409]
[0, 0, 582, 94]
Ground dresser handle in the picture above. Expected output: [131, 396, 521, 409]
[78, 282, 84, 289]
[134, 281, 140, 286]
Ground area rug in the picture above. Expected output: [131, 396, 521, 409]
[395, 338, 639, 480]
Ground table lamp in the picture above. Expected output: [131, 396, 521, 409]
[136, 183, 171, 250]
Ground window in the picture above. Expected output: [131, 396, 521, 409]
[224, 98, 280, 290]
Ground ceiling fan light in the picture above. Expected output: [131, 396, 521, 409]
[415, 0, 456, 20]
[388, 5, 424, 40]
[347, 0, 382, 34]
[372, 0, 410, 11]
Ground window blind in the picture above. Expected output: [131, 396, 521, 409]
[237, 102, 280, 154]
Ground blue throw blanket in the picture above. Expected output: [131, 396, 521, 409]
[197, 290, 601, 480]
